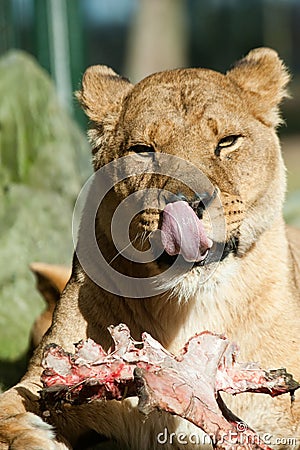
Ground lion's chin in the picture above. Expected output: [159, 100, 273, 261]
[156, 235, 239, 270]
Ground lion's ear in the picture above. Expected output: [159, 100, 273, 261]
[76, 65, 132, 123]
[227, 48, 290, 126]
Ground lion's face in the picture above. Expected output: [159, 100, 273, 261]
[77, 48, 289, 286]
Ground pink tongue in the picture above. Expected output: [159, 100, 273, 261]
[161, 201, 212, 262]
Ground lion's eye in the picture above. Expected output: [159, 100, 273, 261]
[218, 135, 238, 147]
[130, 144, 155, 155]
[215, 135, 241, 156]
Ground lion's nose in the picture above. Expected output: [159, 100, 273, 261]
[175, 189, 217, 219]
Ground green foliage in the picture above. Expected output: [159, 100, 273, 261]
[0, 50, 90, 382]
[284, 191, 300, 228]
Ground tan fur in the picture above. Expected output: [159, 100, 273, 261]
[0, 48, 300, 450]
[29, 263, 71, 350]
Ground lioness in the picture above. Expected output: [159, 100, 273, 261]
[0, 48, 300, 450]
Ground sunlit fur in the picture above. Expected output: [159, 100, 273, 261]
[0, 48, 300, 450]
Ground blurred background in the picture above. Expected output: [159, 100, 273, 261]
[0, 0, 299, 390]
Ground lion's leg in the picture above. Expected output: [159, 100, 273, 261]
[0, 272, 176, 450]
[0, 279, 92, 449]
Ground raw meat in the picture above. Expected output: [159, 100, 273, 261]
[40, 324, 299, 449]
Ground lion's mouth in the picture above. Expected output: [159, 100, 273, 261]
[157, 236, 239, 268]
[160, 200, 213, 263]
[157, 195, 239, 267]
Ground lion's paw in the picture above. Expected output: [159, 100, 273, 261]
[0, 412, 68, 450]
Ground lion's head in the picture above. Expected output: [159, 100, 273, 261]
[76, 48, 289, 296]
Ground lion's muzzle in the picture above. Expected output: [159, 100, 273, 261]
[161, 201, 213, 263]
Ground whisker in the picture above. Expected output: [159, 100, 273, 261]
[139, 230, 150, 247]
[108, 234, 140, 265]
